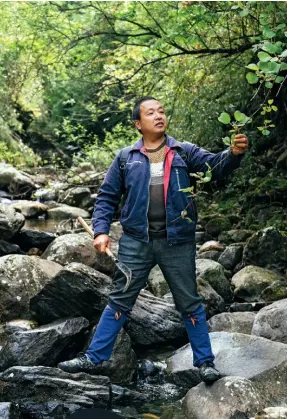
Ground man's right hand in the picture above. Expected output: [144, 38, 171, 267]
[94, 234, 111, 254]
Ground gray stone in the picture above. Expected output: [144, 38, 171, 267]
[30, 263, 112, 324]
[251, 407, 287, 418]
[12, 229, 56, 252]
[252, 299, 287, 344]
[58, 187, 93, 210]
[0, 366, 110, 414]
[0, 317, 89, 371]
[0, 204, 25, 240]
[205, 217, 231, 237]
[197, 278, 225, 319]
[0, 402, 22, 419]
[148, 265, 169, 297]
[0, 240, 24, 257]
[182, 376, 262, 419]
[218, 244, 243, 270]
[12, 201, 48, 219]
[230, 302, 271, 313]
[0, 164, 36, 198]
[208, 312, 256, 334]
[47, 205, 90, 219]
[196, 259, 232, 302]
[196, 250, 222, 262]
[218, 230, 254, 245]
[198, 241, 224, 254]
[231, 266, 283, 302]
[261, 280, 287, 302]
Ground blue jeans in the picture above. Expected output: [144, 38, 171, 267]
[87, 233, 214, 367]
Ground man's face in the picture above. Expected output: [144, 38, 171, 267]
[135, 100, 167, 135]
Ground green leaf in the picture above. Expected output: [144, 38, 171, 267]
[268, 99, 274, 105]
[275, 76, 284, 83]
[179, 186, 194, 193]
[263, 29, 276, 38]
[246, 63, 259, 71]
[185, 217, 193, 223]
[265, 82, 273, 89]
[262, 129, 270, 136]
[262, 42, 282, 54]
[218, 112, 231, 124]
[270, 57, 279, 62]
[258, 51, 271, 62]
[280, 63, 287, 71]
[246, 72, 258, 84]
[257, 127, 264, 131]
[202, 171, 212, 183]
[269, 124, 276, 128]
[276, 23, 286, 30]
[239, 9, 249, 17]
[222, 137, 231, 146]
[280, 50, 287, 58]
[234, 110, 246, 122]
[259, 61, 280, 73]
[272, 105, 278, 111]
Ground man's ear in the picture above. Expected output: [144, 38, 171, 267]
[134, 120, 141, 131]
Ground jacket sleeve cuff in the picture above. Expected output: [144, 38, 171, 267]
[93, 232, 108, 239]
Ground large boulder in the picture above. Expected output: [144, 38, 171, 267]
[197, 278, 225, 319]
[198, 241, 224, 254]
[251, 407, 287, 418]
[47, 205, 89, 219]
[261, 280, 287, 302]
[124, 290, 186, 347]
[0, 255, 60, 322]
[41, 232, 117, 275]
[58, 187, 93, 210]
[12, 229, 56, 252]
[231, 265, 283, 302]
[0, 403, 22, 419]
[12, 201, 48, 219]
[218, 244, 243, 271]
[0, 164, 36, 198]
[147, 265, 169, 297]
[205, 217, 231, 237]
[218, 229, 254, 245]
[196, 259, 232, 302]
[182, 376, 262, 419]
[208, 312, 256, 335]
[166, 332, 287, 392]
[0, 240, 24, 257]
[0, 366, 110, 415]
[252, 299, 287, 344]
[242, 227, 287, 273]
[0, 204, 25, 240]
[0, 317, 89, 371]
[30, 263, 112, 324]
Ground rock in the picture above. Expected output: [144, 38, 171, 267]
[0, 255, 56, 322]
[205, 217, 231, 237]
[198, 241, 224, 254]
[252, 299, 287, 344]
[182, 376, 262, 419]
[0, 240, 24, 257]
[197, 278, 225, 319]
[208, 312, 256, 334]
[12, 229, 56, 252]
[242, 227, 287, 273]
[0, 163, 36, 198]
[195, 232, 206, 244]
[84, 329, 137, 384]
[218, 244, 243, 271]
[0, 317, 89, 371]
[47, 205, 90, 219]
[277, 150, 287, 168]
[231, 266, 283, 302]
[0, 204, 25, 240]
[218, 230, 254, 245]
[261, 280, 287, 302]
[0, 366, 110, 415]
[251, 407, 287, 418]
[166, 332, 287, 393]
[41, 232, 117, 275]
[230, 302, 271, 312]
[29, 256, 63, 278]
[30, 263, 112, 324]
[196, 259, 232, 302]
[0, 402, 22, 419]
[12, 201, 48, 219]
[147, 265, 169, 297]
[58, 187, 93, 210]
[109, 222, 123, 242]
[196, 250, 222, 262]
[111, 384, 148, 407]
[162, 292, 174, 305]
[124, 290, 187, 347]
[34, 188, 57, 202]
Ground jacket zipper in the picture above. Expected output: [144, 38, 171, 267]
[141, 150, 151, 243]
[175, 168, 181, 189]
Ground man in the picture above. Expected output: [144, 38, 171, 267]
[58, 97, 248, 383]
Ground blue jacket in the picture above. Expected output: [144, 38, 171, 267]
[92, 135, 243, 245]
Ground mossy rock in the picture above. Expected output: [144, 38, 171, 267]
[205, 217, 231, 237]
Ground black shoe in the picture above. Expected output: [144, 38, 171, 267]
[199, 361, 221, 383]
[57, 354, 101, 374]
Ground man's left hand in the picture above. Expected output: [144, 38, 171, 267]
[231, 134, 248, 155]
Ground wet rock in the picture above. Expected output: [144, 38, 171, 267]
[47, 205, 90, 219]
[218, 230, 254, 245]
[251, 407, 287, 418]
[242, 227, 287, 273]
[198, 241, 224, 254]
[218, 244, 243, 271]
[230, 302, 271, 312]
[183, 376, 262, 419]
[12, 201, 48, 219]
[208, 312, 256, 334]
[58, 187, 93, 210]
[197, 278, 225, 319]
[0, 163, 36, 198]
[196, 250, 222, 262]
[34, 188, 57, 202]
[196, 259, 232, 302]
[252, 299, 287, 344]
[205, 217, 231, 237]
[41, 232, 117, 275]
[0, 317, 89, 371]
[109, 222, 123, 242]
[148, 265, 169, 297]
[30, 263, 112, 324]
[261, 280, 287, 302]
[231, 266, 283, 302]
[0, 402, 22, 419]
[124, 290, 186, 347]
[12, 229, 56, 252]
[0, 255, 56, 322]
[195, 232, 206, 244]
[0, 204, 25, 240]
[0, 240, 24, 257]
[166, 332, 287, 393]
[0, 366, 110, 415]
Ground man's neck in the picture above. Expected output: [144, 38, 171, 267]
[143, 133, 165, 150]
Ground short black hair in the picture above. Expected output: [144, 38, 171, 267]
[132, 96, 157, 121]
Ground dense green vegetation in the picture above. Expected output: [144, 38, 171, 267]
[0, 1, 286, 228]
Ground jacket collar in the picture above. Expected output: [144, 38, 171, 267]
[131, 133, 183, 151]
